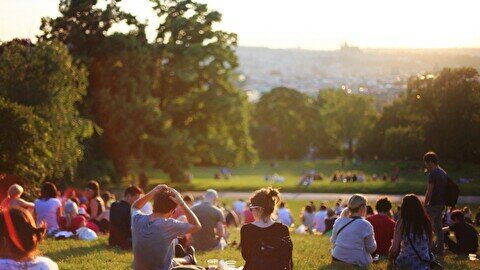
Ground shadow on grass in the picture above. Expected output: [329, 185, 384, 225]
[44, 240, 129, 260]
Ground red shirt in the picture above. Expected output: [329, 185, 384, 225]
[59, 215, 87, 232]
[244, 209, 255, 224]
[366, 214, 395, 255]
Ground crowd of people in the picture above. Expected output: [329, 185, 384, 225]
[0, 151, 479, 270]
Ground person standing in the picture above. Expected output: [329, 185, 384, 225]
[423, 152, 447, 255]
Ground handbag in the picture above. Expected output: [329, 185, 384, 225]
[407, 236, 444, 269]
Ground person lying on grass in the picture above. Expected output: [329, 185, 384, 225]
[131, 184, 202, 270]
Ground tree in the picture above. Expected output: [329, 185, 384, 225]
[0, 98, 51, 184]
[38, 0, 139, 64]
[88, 33, 162, 177]
[407, 67, 480, 164]
[149, 0, 257, 181]
[0, 41, 93, 183]
[318, 89, 377, 158]
[38, 0, 147, 183]
[252, 87, 317, 159]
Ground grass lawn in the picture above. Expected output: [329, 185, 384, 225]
[142, 160, 480, 196]
[40, 233, 479, 270]
[39, 198, 480, 270]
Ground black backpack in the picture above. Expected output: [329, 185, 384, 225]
[444, 176, 460, 207]
[249, 236, 293, 270]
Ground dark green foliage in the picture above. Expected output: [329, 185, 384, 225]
[0, 41, 93, 184]
[252, 87, 317, 159]
[0, 98, 50, 183]
[362, 67, 480, 163]
[149, 0, 257, 181]
[318, 89, 378, 158]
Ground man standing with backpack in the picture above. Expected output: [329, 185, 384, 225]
[423, 151, 448, 255]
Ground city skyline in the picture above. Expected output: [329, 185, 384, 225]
[1, 0, 480, 50]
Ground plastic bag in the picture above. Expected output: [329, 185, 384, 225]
[76, 227, 98, 240]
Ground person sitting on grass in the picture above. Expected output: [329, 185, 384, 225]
[367, 197, 395, 256]
[0, 184, 34, 210]
[59, 200, 87, 233]
[131, 185, 201, 270]
[443, 210, 478, 255]
[34, 182, 62, 235]
[0, 207, 58, 269]
[313, 204, 328, 233]
[331, 194, 377, 267]
[301, 205, 315, 232]
[84, 180, 105, 227]
[191, 189, 226, 251]
[323, 208, 337, 235]
[277, 202, 294, 227]
[240, 187, 293, 270]
[389, 194, 432, 270]
[109, 185, 143, 250]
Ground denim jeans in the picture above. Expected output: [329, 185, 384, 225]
[426, 205, 445, 254]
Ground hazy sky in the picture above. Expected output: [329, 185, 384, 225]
[1, 0, 480, 50]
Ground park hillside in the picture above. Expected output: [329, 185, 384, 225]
[1, 0, 480, 196]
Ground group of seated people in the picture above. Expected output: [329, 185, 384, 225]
[1, 181, 479, 270]
[331, 169, 400, 183]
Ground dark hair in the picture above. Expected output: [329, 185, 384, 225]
[101, 191, 112, 205]
[124, 185, 143, 197]
[153, 190, 177, 214]
[320, 205, 327, 211]
[250, 187, 280, 219]
[0, 207, 46, 260]
[400, 194, 432, 240]
[305, 205, 313, 213]
[423, 151, 438, 165]
[366, 205, 374, 215]
[451, 210, 465, 222]
[375, 197, 392, 213]
[40, 182, 57, 200]
[327, 208, 335, 217]
[183, 194, 193, 203]
[86, 180, 100, 198]
[279, 202, 286, 208]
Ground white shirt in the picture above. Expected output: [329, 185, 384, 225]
[0, 257, 58, 270]
[313, 210, 328, 232]
[277, 207, 293, 226]
[34, 198, 61, 230]
[331, 217, 377, 267]
[140, 201, 153, 215]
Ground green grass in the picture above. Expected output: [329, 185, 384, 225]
[39, 198, 480, 270]
[40, 233, 479, 270]
[142, 160, 480, 196]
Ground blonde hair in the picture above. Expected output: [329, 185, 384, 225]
[8, 184, 23, 198]
[341, 194, 367, 217]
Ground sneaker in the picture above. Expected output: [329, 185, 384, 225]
[186, 246, 197, 265]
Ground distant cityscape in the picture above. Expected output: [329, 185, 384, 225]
[236, 44, 480, 102]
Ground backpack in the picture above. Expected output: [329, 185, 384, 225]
[249, 236, 293, 270]
[444, 176, 460, 207]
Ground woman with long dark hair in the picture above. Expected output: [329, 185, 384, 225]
[85, 180, 105, 221]
[34, 182, 62, 234]
[389, 194, 433, 269]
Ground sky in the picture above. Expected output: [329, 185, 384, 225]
[1, 0, 480, 50]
